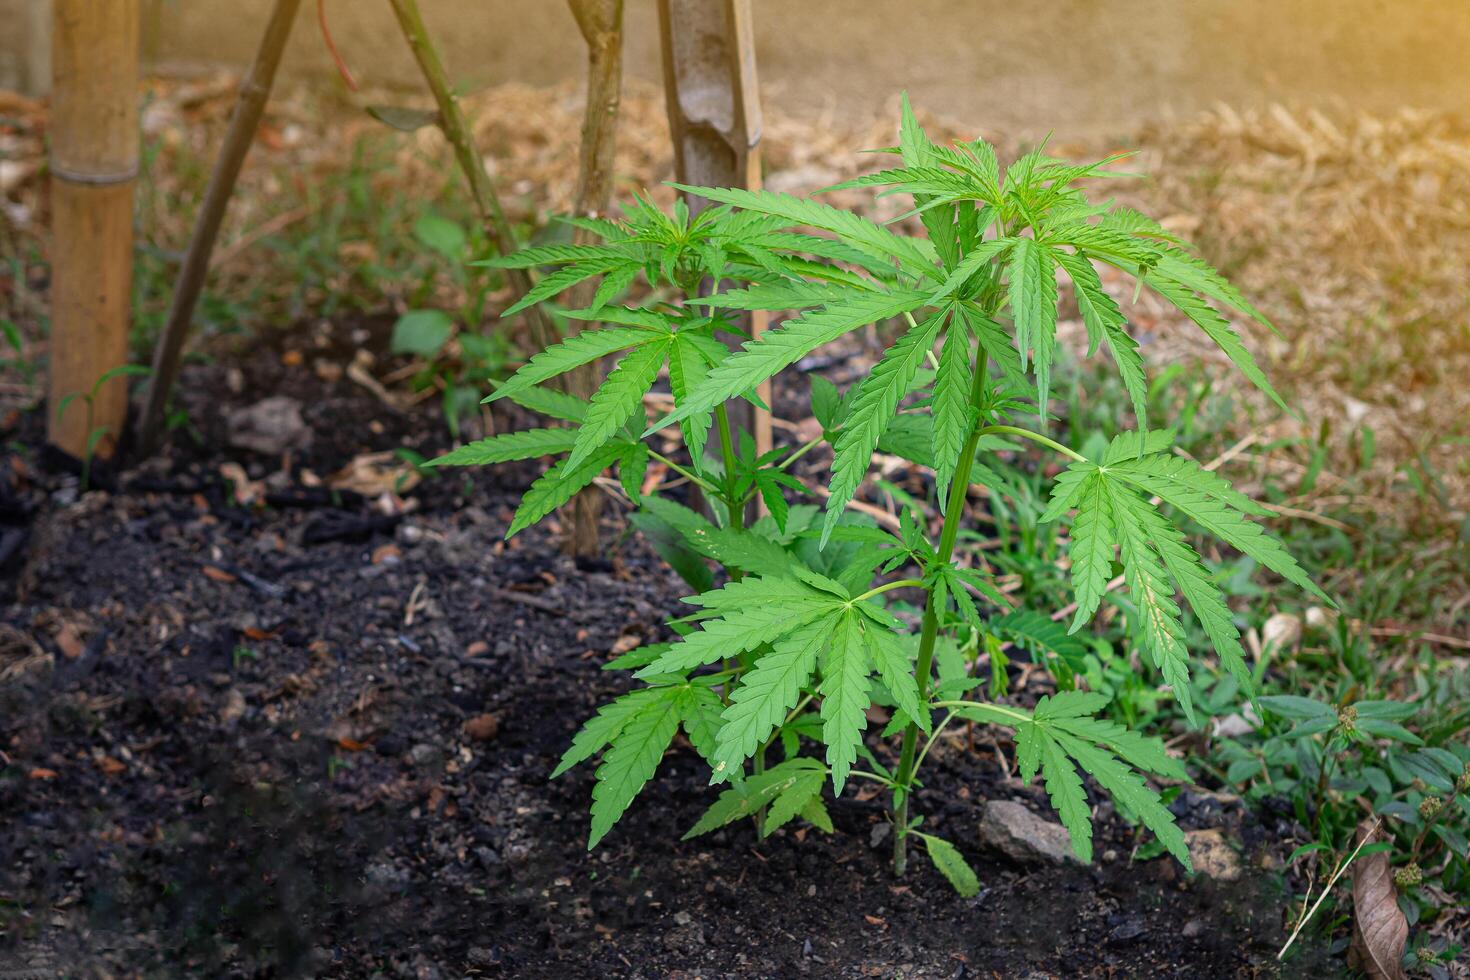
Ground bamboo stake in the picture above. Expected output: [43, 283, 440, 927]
[656, 0, 771, 466]
[563, 0, 626, 555]
[47, 0, 139, 460]
[385, 0, 557, 353]
[135, 0, 302, 457]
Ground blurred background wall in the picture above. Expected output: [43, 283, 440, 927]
[5, 0, 1470, 132]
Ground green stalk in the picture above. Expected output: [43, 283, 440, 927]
[713, 374, 767, 827]
[891, 352, 989, 877]
[853, 578, 925, 602]
[977, 424, 1087, 463]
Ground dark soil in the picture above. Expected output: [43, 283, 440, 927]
[0, 320, 1334, 978]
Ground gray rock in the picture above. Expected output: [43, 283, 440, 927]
[227, 396, 309, 455]
[365, 862, 409, 890]
[407, 743, 441, 768]
[977, 799, 1084, 866]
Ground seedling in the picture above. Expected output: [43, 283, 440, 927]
[435, 98, 1328, 890]
[55, 363, 152, 491]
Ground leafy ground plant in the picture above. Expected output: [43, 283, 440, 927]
[434, 97, 1326, 890]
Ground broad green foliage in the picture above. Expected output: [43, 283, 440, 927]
[435, 96, 1323, 891]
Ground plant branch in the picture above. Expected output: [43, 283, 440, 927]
[977, 424, 1087, 463]
[853, 579, 925, 603]
[386, 0, 557, 352]
[648, 449, 722, 497]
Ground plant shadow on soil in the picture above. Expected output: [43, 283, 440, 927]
[0, 320, 1337, 978]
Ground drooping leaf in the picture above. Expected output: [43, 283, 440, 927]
[712, 618, 828, 782]
[487, 328, 662, 405]
[818, 611, 871, 793]
[824, 310, 945, 544]
[650, 288, 930, 436]
[506, 442, 627, 538]
[931, 316, 974, 502]
[429, 428, 578, 467]
[566, 338, 669, 470]
[923, 834, 980, 897]
[1006, 238, 1059, 408]
[588, 689, 685, 848]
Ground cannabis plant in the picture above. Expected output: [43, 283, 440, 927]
[434, 97, 1326, 889]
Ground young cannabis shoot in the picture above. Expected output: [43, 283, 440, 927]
[434, 95, 1324, 891]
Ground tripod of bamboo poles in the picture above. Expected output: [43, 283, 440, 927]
[111, 0, 766, 551]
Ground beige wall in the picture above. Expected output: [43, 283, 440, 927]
[9, 1, 1470, 131]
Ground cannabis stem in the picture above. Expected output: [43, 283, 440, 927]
[853, 578, 925, 602]
[648, 449, 721, 497]
[976, 424, 1087, 463]
[891, 349, 990, 877]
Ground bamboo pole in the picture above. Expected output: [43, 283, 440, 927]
[563, 0, 626, 555]
[385, 0, 557, 353]
[135, 0, 302, 457]
[657, 0, 771, 496]
[47, 0, 139, 460]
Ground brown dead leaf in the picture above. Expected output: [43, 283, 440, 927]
[28, 768, 58, 781]
[328, 451, 420, 497]
[203, 566, 237, 584]
[242, 626, 276, 642]
[1349, 820, 1408, 980]
[219, 462, 266, 506]
[95, 757, 126, 777]
[610, 634, 641, 656]
[371, 543, 402, 565]
[336, 737, 369, 753]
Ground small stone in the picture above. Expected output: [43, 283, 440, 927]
[227, 396, 309, 455]
[1182, 918, 1205, 938]
[1304, 606, 1337, 631]
[365, 862, 409, 890]
[977, 800, 1084, 866]
[1260, 612, 1302, 655]
[467, 947, 500, 968]
[463, 713, 500, 742]
[1185, 828, 1243, 881]
[397, 523, 425, 546]
[1213, 707, 1260, 739]
[1107, 915, 1146, 942]
[408, 743, 441, 768]
[869, 822, 891, 848]
[219, 689, 247, 725]
[661, 921, 706, 952]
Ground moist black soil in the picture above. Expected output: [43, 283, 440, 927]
[0, 319, 1334, 978]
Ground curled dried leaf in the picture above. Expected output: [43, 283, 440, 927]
[1348, 820, 1408, 980]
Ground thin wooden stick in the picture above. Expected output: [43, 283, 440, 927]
[135, 0, 302, 457]
[562, 0, 626, 555]
[656, 0, 771, 478]
[385, 0, 557, 353]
